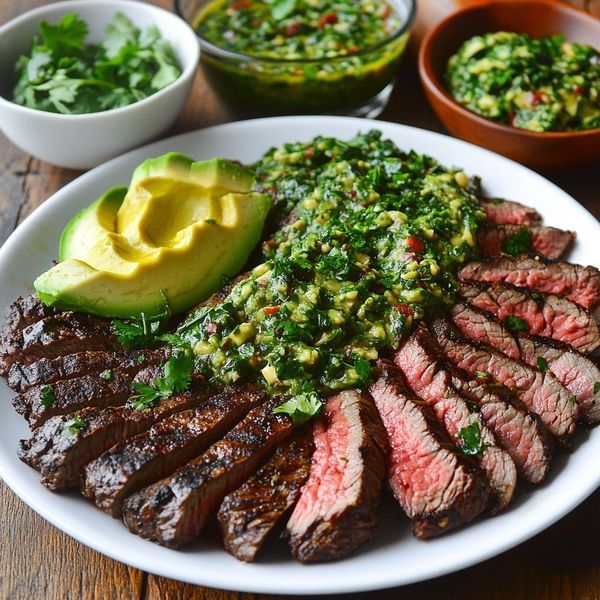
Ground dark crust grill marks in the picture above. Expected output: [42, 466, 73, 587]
[218, 429, 313, 562]
[369, 361, 490, 537]
[286, 390, 387, 562]
[122, 396, 294, 548]
[82, 384, 265, 517]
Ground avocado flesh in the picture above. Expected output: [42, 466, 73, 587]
[35, 155, 271, 318]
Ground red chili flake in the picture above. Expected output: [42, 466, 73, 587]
[349, 188, 357, 198]
[230, 0, 250, 9]
[394, 303, 412, 318]
[305, 147, 314, 159]
[264, 306, 280, 315]
[406, 235, 424, 252]
[382, 5, 392, 18]
[573, 85, 585, 95]
[319, 13, 338, 27]
[285, 21, 301, 36]
[206, 322, 218, 335]
[529, 91, 546, 106]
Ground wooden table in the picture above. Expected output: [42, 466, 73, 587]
[1, 2, 599, 598]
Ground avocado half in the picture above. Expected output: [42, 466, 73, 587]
[35, 153, 271, 318]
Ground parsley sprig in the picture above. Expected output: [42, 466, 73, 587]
[131, 354, 193, 410]
[456, 421, 486, 456]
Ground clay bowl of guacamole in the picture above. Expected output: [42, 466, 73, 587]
[175, 0, 415, 117]
[418, 0, 600, 169]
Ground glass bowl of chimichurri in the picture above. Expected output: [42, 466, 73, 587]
[174, 0, 415, 117]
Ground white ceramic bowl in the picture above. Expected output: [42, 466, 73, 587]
[0, 0, 199, 169]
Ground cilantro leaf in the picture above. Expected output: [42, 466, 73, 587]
[39, 14, 88, 55]
[456, 421, 485, 456]
[594, 382, 600, 395]
[111, 312, 166, 349]
[64, 416, 86, 435]
[504, 315, 529, 334]
[39, 385, 55, 407]
[102, 12, 138, 58]
[273, 392, 323, 425]
[353, 358, 372, 384]
[501, 227, 533, 257]
[536, 356, 549, 372]
[271, 0, 297, 21]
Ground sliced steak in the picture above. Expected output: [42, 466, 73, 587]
[1, 295, 56, 349]
[370, 361, 490, 538]
[18, 373, 210, 490]
[395, 326, 515, 512]
[450, 302, 521, 360]
[480, 198, 541, 226]
[431, 319, 579, 440]
[6, 348, 166, 393]
[122, 396, 294, 548]
[476, 225, 574, 260]
[458, 256, 600, 309]
[218, 430, 313, 562]
[518, 336, 600, 425]
[451, 376, 553, 483]
[286, 390, 387, 562]
[13, 352, 164, 429]
[83, 384, 265, 517]
[460, 282, 600, 354]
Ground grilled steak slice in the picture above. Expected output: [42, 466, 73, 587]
[450, 302, 521, 360]
[218, 430, 313, 562]
[460, 282, 600, 354]
[476, 225, 574, 260]
[6, 348, 166, 393]
[18, 374, 210, 490]
[13, 352, 164, 429]
[451, 377, 553, 483]
[395, 326, 515, 512]
[122, 396, 293, 548]
[370, 361, 490, 538]
[83, 384, 265, 517]
[431, 319, 579, 439]
[458, 255, 600, 309]
[286, 390, 387, 562]
[1, 295, 56, 351]
[1, 312, 119, 374]
[518, 336, 600, 425]
[480, 198, 541, 226]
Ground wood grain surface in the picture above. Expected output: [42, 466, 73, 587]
[0, 1, 599, 599]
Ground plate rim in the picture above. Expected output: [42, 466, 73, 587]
[1, 115, 599, 595]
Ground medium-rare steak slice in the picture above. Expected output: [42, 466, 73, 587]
[451, 376, 553, 484]
[13, 351, 164, 428]
[286, 390, 387, 562]
[450, 302, 521, 360]
[518, 336, 600, 425]
[395, 326, 515, 512]
[370, 361, 490, 538]
[460, 282, 600, 354]
[6, 348, 167, 393]
[480, 198, 541, 226]
[431, 319, 579, 439]
[458, 255, 600, 309]
[18, 373, 211, 490]
[83, 384, 265, 517]
[476, 225, 574, 260]
[122, 396, 294, 548]
[218, 430, 313, 562]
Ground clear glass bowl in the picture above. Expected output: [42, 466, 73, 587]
[174, 0, 416, 117]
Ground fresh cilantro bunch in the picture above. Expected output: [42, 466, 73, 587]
[13, 12, 182, 114]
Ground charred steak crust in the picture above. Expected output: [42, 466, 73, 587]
[218, 429, 313, 562]
[122, 396, 294, 548]
[480, 198, 541, 226]
[459, 281, 600, 354]
[18, 374, 211, 491]
[83, 384, 265, 517]
[395, 325, 516, 513]
[476, 225, 575, 260]
[431, 319, 579, 440]
[458, 255, 600, 310]
[286, 390, 388, 563]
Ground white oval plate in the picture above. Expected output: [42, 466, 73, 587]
[1, 117, 599, 595]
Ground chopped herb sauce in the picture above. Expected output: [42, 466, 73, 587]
[504, 315, 529, 334]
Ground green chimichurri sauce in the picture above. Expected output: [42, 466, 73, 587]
[194, 0, 410, 113]
[446, 32, 600, 132]
[177, 131, 484, 420]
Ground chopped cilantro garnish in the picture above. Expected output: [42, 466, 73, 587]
[64, 416, 86, 435]
[456, 421, 485, 456]
[475, 370, 489, 379]
[39, 384, 55, 407]
[594, 382, 600, 395]
[273, 392, 323, 425]
[100, 369, 114, 380]
[112, 312, 166, 349]
[501, 227, 533, 257]
[568, 394, 577, 406]
[504, 316, 529, 334]
[536, 356, 549, 372]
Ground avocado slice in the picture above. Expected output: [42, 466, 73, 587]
[35, 155, 271, 318]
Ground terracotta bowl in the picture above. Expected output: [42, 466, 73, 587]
[418, 0, 600, 169]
